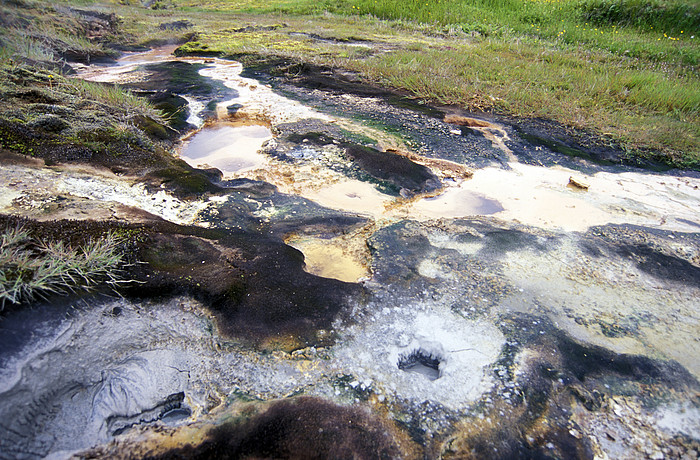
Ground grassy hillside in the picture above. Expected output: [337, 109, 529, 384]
[2, 0, 699, 167]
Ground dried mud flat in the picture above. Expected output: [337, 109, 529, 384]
[0, 47, 699, 460]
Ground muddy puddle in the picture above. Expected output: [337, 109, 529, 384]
[179, 123, 273, 176]
[1, 45, 699, 459]
[285, 236, 370, 283]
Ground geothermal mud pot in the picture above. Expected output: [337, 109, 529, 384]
[1, 47, 699, 459]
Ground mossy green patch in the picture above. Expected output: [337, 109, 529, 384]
[0, 117, 66, 157]
[146, 163, 222, 196]
[176, 27, 319, 58]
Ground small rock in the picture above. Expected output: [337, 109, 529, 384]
[568, 176, 590, 190]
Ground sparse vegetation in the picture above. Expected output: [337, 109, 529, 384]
[0, 225, 125, 308]
[67, 77, 164, 120]
[0, 0, 165, 141]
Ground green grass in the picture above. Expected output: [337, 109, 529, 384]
[0, 225, 125, 308]
[0, 31, 55, 62]
[580, 0, 699, 33]
[168, 0, 699, 64]
[66, 77, 163, 119]
[347, 39, 699, 163]
[0, 1, 114, 62]
[319, 0, 699, 63]
[38, 23, 109, 55]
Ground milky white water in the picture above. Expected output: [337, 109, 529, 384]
[0, 164, 210, 224]
[74, 44, 181, 83]
[198, 62, 330, 125]
[450, 162, 700, 232]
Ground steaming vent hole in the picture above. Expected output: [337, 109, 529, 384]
[397, 348, 443, 381]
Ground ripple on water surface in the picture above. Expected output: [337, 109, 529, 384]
[179, 124, 272, 176]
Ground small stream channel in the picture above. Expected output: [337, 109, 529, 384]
[1, 46, 699, 458]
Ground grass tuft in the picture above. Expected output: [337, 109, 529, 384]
[0, 225, 126, 308]
[0, 31, 55, 62]
[66, 77, 164, 120]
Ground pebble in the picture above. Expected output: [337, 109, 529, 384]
[568, 176, 590, 190]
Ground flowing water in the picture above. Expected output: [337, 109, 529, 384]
[1, 46, 699, 458]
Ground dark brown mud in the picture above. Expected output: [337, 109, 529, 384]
[345, 144, 440, 195]
[130, 61, 229, 98]
[132, 227, 365, 347]
[0, 214, 364, 348]
[147, 397, 405, 460]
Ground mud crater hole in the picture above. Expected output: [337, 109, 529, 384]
[397, 348, 444, 381]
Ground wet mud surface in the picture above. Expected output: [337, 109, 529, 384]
[1, 47, 699, 459]
[0, 214, 363, 347]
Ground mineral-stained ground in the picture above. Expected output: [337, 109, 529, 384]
[0, 16, 699, 460]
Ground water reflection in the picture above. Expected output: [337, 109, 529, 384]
[179, 124, 272, 176]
